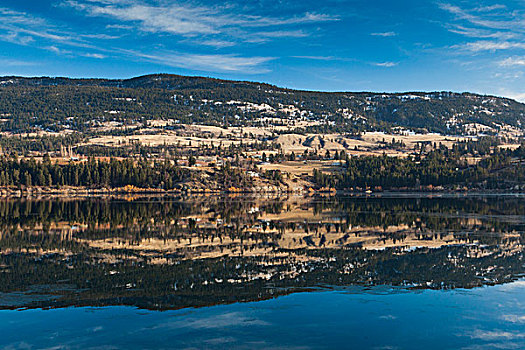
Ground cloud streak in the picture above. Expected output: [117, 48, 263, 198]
[121, 49, 275, 73]
[373, 61, 398, 67]
[439, 3, 525, 53]
[292, 55, 338, 61]
[371, 31, 397, 37]
[468, 329, 525, 341]
[0, 3, 290, 74]
[0, 57, 36, 66]
[499, 57, 525, 67]
[83, 53, 107, 59]
[64, 0, 338, 42]
[459, 41, 525, 52]
[439, 3, 525, 33]
[437, 1, 525, 98]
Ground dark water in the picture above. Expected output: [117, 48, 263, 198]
[1, 194, 525, 349]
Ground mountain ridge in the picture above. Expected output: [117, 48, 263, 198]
[0, 73, 524, 136]
[0, 73, 521, 102]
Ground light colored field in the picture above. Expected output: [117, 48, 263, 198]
[81, 126, 521, 160]
[361, 131, 466, 148]
[87, 124, 274, 148]
[273, 132, 472, 157]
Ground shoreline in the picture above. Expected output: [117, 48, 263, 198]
[0, 186, 523, 199]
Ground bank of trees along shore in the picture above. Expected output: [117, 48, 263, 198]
[313, 145, 525, 190]
[0, 153, 256, 191]
[0, 155, 191, 189]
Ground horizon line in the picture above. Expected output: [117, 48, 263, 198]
[0, 72, 522, 103]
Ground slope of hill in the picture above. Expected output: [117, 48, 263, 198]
[0, 74, 524, 135]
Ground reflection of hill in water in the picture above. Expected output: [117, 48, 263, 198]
[0, 195, 524, 310]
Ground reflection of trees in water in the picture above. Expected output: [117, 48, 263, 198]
[0, 195, 524, 310]
[1, 243, 523, 311]
[1, 195, 524, 233]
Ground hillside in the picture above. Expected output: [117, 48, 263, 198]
[0, 74, 524, 135]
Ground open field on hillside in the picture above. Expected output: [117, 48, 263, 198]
[84, 125, 512, 158]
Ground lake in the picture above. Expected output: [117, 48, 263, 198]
[1, 194, 525, 349]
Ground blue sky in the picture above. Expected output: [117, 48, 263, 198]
[0, 0, 523, 101]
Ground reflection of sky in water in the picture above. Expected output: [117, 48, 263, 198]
[3, 281, 525, 350]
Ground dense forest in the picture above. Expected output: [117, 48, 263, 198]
[0, 74, 524, 134]
[0, 155, 253, 191]
[313, 145, 525, 190]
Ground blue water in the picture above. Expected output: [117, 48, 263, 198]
[3, 282, 525, 350]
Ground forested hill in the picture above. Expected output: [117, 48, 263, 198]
[0, 74, 524, 135]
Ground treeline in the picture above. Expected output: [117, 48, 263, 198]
[0, 155, 192, 189]
[0, 195, 521, 248]
[0, 134, 84, 153]
[313, 146, 525, 190]
[0, 195, 521, 243]
[0, 155, 258, 190]
[75, 139, 279, 160]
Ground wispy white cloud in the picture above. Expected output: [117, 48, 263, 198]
[0, 31, 34, 45]
[499, 57, 525, 67]
[64, 0, 338, 43]
[197, 39, 236, 48]
[438, 1, 525, 65]
[468, 329, 525, 341]
[0, 6, 104, 53]
[293, 55, 337, 61]
[502, 314, 525, 323]
[459, 41, 525, 52]
[0, 3, 277, 74]
[371, 31, 397, 37]
[0, 7, 73, 44]
[0, 7, 47, 26]
[83, 52, 107, 59]
[493, 70, 524, 81]
[121, 49, 275, 73]
[446, 25, 517, 40]
[0, 57, 36, 66]
[373, 61, 398, 67]
[256, 30, 309, 38]
[105, 24, 132, 30]
[50, 0, 340, 73]
[439, 2, 525, 55]
[181, 312, 270, 329]
[473, 4, 507, 12]
[439, 3, 525, 33]
[45, 45, 72, 55]
[80, 33, 120, 40]
[438, 2, 525, 99]
[66, 1, 218, 35]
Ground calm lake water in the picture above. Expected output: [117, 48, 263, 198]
[1, 194, 525, 349]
